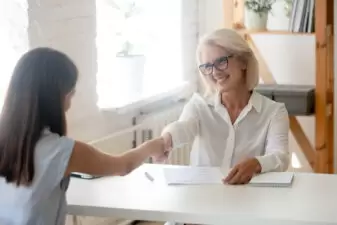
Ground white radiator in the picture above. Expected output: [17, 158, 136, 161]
[88, 103, 191, 166]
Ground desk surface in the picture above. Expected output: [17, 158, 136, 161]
[67, 164, 337, 225]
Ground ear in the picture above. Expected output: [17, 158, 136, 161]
[234, 57, 247, 70]
[240, 61, 247, 70]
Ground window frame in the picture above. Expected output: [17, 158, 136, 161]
[95, 0, 199, 114]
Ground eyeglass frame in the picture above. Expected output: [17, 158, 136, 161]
[198, 55, 234, 76]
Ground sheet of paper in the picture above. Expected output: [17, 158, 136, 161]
[163, 166, 224, 185]
[163, 166, 294, 187]
[249, 172, 294, 187]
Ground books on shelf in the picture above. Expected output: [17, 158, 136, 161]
[289, 0, 315, 33]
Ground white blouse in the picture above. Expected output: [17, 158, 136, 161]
[162, 91, 290, 173]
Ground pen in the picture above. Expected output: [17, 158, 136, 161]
[145, 172, 154, 182]
[70, 172, 101, 179]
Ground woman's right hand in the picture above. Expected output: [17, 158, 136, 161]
[162, 132, 173, 151]
[144, 137, 170, 162]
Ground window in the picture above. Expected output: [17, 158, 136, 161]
[96, 0, 197, 110]
[0, 0, 29, 111]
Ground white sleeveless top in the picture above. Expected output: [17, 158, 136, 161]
[0, 129, 75, 225]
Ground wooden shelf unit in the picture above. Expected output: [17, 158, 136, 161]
[223, 0, 334, 173]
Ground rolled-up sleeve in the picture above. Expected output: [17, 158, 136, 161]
[162, 96, 200, 149]
[255, 104, 290, 173]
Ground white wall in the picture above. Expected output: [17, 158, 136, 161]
[198, 0, 224, 35]
[28, 0, 134, 153]
[201, 0, 314, 172]
[25, 0, 222, 154]
[26, 0, 201, 153]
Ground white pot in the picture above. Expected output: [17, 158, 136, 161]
[245, 9, 268, 30]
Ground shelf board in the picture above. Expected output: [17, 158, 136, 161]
[235, 28, 315, 36]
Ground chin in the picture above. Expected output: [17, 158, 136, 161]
[217, 84, 231, 93]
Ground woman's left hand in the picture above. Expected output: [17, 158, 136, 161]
[223, 158, 262, 185]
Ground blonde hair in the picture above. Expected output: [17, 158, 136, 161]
[196, 28, 259, 96]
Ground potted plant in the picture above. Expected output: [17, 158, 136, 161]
[109, 0, 147, 99]
[284, 0, 293, 18]
[244, 0, 276, 30]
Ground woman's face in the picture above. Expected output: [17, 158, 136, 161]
[199, 44, 246, 93]
[64, 89, 75, 112]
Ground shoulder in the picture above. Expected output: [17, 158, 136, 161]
[256, 92, 288, 117]
[33, 129, 75, 184]
[180, 92, 213, 115]
[187, 92, 206, 104]
[185, 92, 212, 109]
[35, 129, 75, 162]
[38, 129, 74, 149]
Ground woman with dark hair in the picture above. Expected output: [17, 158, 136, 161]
[0, 47, 169, 225]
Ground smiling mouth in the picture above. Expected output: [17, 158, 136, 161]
[216, 74, 230, 83]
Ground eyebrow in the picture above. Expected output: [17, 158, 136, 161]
[200, 55, 231, 66]
[199, 63, 212, 67]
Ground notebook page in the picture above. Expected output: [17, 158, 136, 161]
[163, 166, 223, 185]
[249, 172, 294, 187]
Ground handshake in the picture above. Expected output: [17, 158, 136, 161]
[143, 133, 173, 163]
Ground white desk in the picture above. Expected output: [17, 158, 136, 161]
[67, 164, 337, 225]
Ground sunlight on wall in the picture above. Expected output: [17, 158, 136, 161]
[291, 152, 302, 169]
[95, 0, 184, 109]
[0, 0, 29, 111]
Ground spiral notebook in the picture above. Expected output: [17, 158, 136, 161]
[248, 172, 294, 187]
[163, 166, 294, 187]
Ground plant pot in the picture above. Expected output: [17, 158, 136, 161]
[244, 9, 268, 30]
[114, 55, 146, 102]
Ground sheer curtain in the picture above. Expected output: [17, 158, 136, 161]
[96, 0, 199, 109]
[0, 0, 29, 110]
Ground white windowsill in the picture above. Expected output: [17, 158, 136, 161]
[98, 81, 195, 115]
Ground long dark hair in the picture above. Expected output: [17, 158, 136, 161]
[0, 47, 78, 186]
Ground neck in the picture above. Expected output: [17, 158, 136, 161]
[220, 88, 251, 110]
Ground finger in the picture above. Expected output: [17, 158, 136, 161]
[159, 153, 169, 161]
[154, 157, 167, 164]
[240, 164, 255, 180]
[228, 167, 243, 184]
[240, 174, 252, 184]
[224, 166, 239, 183]
[228, 169, 243, 184]
[162, 133, 173, 150]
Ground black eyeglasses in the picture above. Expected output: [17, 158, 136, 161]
[198, 55, 233, 76]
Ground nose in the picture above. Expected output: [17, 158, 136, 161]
[212, 67, 223, 79]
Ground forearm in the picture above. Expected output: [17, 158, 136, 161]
[258, 104, 290, 173]
[162, 119, 198, 149]
[117, 141, 154, 175]
[255, 151, 290, 173]
[66, 140, 161, 177]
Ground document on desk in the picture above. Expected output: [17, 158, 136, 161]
[163, 166, 294, 187]
[163, 166, 223, 185]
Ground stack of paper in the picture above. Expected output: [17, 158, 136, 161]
[163, 166, 294, 187]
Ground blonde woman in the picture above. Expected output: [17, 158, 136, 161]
[161, 28, 290, 187]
